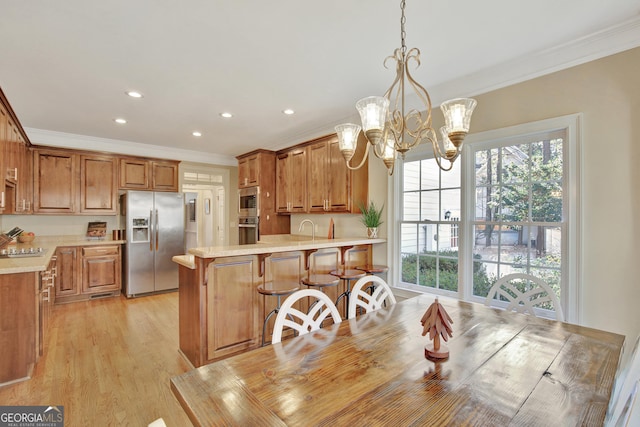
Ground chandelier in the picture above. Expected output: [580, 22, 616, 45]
[335, 0, 477, 174]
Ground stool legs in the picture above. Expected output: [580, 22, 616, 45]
[261, 295, 295, 346]
[335, 279, 354, 315]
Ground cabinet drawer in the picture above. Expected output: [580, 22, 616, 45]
[83, 246, 119, 257]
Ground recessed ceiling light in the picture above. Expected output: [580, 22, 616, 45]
[283, 109, 295, 115]
[220, 112, 233, 118]
[192, 131, 202, 137]
[114, 118, 127, 124]
[126, 91, 143, 98]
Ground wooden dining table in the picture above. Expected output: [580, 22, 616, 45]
[170, 294, 625, 426]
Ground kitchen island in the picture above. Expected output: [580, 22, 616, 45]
[173, 236, 385, 367]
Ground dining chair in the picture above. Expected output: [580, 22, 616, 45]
[611, 380, 639, 427]
[606, 335, 640, 426]
[148, 418, 167, 427]
[484, 273, 564, 321]
[347, 275, 397, 319]
[271, 289, 342, 344]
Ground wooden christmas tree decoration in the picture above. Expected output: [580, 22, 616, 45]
[420, 297, 453, 359]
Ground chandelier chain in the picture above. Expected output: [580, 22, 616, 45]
[400, 0, 407, 53]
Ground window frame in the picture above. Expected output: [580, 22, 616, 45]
[390, 114, 582, 323]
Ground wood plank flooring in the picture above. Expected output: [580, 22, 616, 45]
[0, 292, 193, 426]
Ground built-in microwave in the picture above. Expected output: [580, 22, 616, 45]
[238, 187, 259, 217]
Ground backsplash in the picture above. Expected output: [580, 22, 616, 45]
[0, 215, 121, 237]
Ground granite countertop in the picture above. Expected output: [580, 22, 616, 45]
[0, 236, 126, 275]
[174, 236, 386, 270]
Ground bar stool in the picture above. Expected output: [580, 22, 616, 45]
[301, 274, 340, 315]
[355, 264, 389, 294]
[330, 268, 366, 316]
[257, 282, 300, 346]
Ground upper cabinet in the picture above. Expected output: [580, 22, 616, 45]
[237, 152, 259, 188]
[33, 149, 79, 214]
[120, 157, 179, 192]
[236, 150, 290, 235]
[275, 148, 307, 213]
[0, 87, 32, 214]
[151, 160, 179, 192]
[80, 154, 117, 214]
[270, 133, 368, 215]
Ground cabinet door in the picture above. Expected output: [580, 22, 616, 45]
[289, 149, 307, 212]
[81, 246, 121, 294]
[237, 155, 259, 188]
[327, 137, 351, 212]
[81, 155, 117, 213]
[151, 160, 179, 191]
[55, 246, 80, 297]
[119, 158, 149, 189]
[206, 256, 259, 361]
[308, 141, 329, 212]
[275, 153, 290, 213]
[33, 150, 78, 213]
[238, 157, 249, 188]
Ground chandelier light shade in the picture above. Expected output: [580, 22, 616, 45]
[335, 0, 477, 174]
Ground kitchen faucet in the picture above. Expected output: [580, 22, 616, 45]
[298, 219, 315, 241]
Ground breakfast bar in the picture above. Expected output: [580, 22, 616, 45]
[171, 294, 625, 426]
[173, 236, 385, 368]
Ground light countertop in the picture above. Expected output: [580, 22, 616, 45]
[174, 236, 386, 270]
[0, 236, 126, 275]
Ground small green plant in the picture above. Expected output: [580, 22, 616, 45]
[358, 200, 384, 228]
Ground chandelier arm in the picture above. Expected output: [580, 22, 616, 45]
[345, 142, 370, 170]
[429, 136, 456, 172]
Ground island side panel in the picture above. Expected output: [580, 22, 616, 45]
[206, 256, 260, 363]
[178, 261, 206, 367]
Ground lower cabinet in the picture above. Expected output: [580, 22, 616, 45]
[55, 244, 122, 303]
[81, 246, 121, 294]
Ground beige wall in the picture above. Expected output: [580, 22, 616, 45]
[449, 47, 640, 342]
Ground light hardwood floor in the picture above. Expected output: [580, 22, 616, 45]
[0, 292, 193, 426]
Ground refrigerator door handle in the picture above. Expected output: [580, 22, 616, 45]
[155, 209, 159, 251]
[150, 210, 154, 251]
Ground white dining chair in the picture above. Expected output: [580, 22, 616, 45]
[484, 273, 564, 321]
[271, 289, 342, 344]
[347, 275, 397, 319]
[606, 335, 640, 426]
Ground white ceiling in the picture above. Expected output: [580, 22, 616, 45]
[1, 1, 639, 166]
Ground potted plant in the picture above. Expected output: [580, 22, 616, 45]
[358, 200, 384, 238]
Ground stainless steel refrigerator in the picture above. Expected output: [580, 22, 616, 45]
[122, 191, 185, 297]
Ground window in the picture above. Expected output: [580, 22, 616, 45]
[394, 115, 580, 321]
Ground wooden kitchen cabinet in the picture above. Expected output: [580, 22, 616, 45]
[0, 88, 33, 214]
[275, 148, 307, 213]
[308, 134, 368, 214]
[55, 246, 80, 300]
[151, 160, 179, 191]
[237, 150, 290, 235]
[33, 148, 79, 213]
[55, 244, 122, 303]
[237, 152, 259, 188]
[0, 272, 38, 386]
[80, 154, 118, 214]
[119, 157, 179, 191]
[81, 245, 121, 294]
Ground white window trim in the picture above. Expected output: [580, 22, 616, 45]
[389, 114, 582, 323]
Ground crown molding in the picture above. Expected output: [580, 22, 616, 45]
[429, 16, 640, 103]
[24, 127, 238, 167]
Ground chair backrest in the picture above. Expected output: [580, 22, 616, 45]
[348, 275, 397, 319]
[612, 380, 639, 427]
[271, 289, 342, 344]
[606, 335, 640, 426]
[484, 273, 564, 321]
